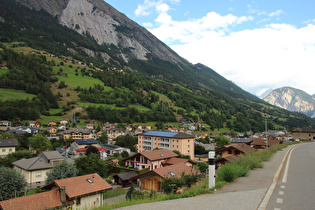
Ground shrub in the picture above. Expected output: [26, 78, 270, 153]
[217, 163, 244, 182]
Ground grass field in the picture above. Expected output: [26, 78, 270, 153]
[78, 102, 151, 112]
[0, 88, 36, 101]
[53, 66, 105, 90]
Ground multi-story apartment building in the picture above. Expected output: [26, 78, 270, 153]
[63, 129, 93, 140]
[137, 131, 195, 160]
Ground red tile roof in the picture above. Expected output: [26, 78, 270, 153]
[162, 157, 193, 166]
[123, 149, 178, 162]
[141, 149, 178, 161]
[216, 143, 256, 153]
[42, 173, 112, 199]
[0, 189, 62, 210]
[132, 164, 199, 180]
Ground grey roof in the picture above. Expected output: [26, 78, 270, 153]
[12, 151, 64, 171]
[39, 151, 64, 161]
[0, 139, 18, 147]
[230, 138, 253, 144]
[114, 171, 138, 181]
[12, 156, 54, 171]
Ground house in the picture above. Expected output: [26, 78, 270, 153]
[47, 127, 57, 134]
[12, 151, 65, 188]
[69, 139, 107, 160]
[0, 120, 11, 127]
[0, 138, 18, 158]
[102, 144, 130, 156]
[251, 139, 281, 149]
[63, 129, 93, 140]
[291, 127, 315, 141]
[0, 173, 112, 210]
[106, 128, 126, 140]
[161, 157, 195, 168]
[48, 121, 57, 126]
[216, 143, 256, 158]
[123, 149, 178, 170]
[29, 121, 40, 128]
[86, 124, 94, 130]
[131, 164, 200, 191]
[137, 131, 195, 159]
[102, 122, 116, 131]
[215, 155, 239, 169]
[42, 173, 112, 209]
[60, 120, 68, 125]
[229, 138, 253, 145]
[113, 171, 138, 187]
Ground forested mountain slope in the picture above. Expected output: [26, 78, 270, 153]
[0, 0, 314, 131]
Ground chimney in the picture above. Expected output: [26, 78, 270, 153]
[60, 185, 66, 204]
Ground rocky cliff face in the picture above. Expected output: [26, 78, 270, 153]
[263, 87, 315, 118]
[16, 0, 185, 64]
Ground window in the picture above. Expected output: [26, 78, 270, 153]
[9, 148, 12, 152]
[35, 172, 41, 178]
[188, 140, 190, 142]
[87, 178, 94, 183]
[2, 149, 5, 152]
[228, 150, 232, 154]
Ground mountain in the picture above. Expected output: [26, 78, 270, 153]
[4, 0, 255, 100]
[258, 88, 273, 99]
[1, 0, 315, 131]
[263, 87, 315, 118]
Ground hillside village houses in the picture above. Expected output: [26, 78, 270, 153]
[0, 138, 18, 158]
[12, 151, 65, 188]
[0, 173, 112, 210]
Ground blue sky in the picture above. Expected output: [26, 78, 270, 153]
[105, 0, 315, 96]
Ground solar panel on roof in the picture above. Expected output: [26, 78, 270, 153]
[144, 131, 178, 138]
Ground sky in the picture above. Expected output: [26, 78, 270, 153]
[105, 0, 315, 96]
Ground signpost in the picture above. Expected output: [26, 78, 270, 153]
[208, 151, 215, 189]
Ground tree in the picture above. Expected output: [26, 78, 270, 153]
[0, 150, 33, 168]
[215, 134, 231, 148]
[96, 132, 108, 144]
[85, 146, 99, 156]
[45, 161, 78, 184]
[0, 167, 26, 201]
[121, 151, 129, 158]
[74, 153, 112, 177]
[197, 162, 208, 173]
[29, 135, 52, 154]
[195, 144, 207, 155]
[115, 134, 138, 152]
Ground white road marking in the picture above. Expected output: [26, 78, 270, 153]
[282, 148, 295, 183]
[276, 198, 283, 203]
[274, 208, 281, 210]
[280, 185, 285, 189]
[279, 191, 284, 195]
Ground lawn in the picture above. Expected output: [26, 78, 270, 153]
[0, 88, 36, 101]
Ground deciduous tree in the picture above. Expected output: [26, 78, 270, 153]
[0, 167, 26, 201]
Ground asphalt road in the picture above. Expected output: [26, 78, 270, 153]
[266, 143, 315, 210]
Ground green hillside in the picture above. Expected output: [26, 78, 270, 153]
[0, 0, 314, 132]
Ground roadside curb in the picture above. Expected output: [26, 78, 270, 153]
[257, 144, 300, 210]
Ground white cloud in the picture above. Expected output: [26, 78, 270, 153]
[268, 10, 284, 17]
[169, 23, 315, 95]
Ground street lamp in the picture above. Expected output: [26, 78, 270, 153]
[264, 111, 268, 149]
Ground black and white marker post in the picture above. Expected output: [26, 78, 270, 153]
[208, 151, 215, 189]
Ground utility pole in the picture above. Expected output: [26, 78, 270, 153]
[265, 112, 268, 149]
[208, 151, 215, 189]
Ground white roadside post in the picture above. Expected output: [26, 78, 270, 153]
[208, 151, 215, 189]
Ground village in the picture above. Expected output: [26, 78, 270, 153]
[0, 119, 314, 209]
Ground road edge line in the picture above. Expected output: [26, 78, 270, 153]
[257, 144, 298, 210]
